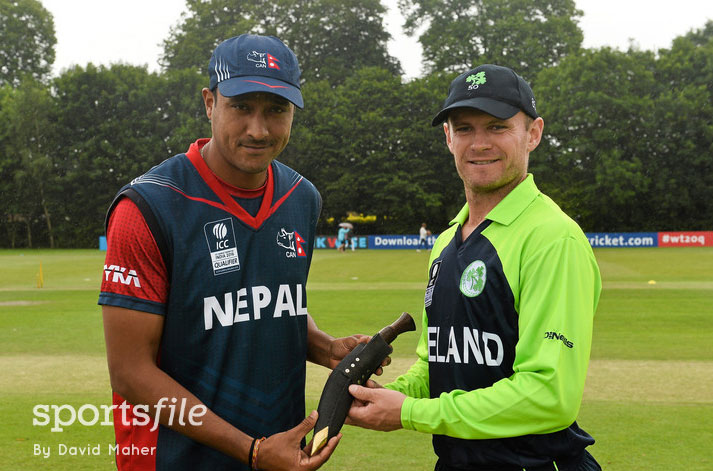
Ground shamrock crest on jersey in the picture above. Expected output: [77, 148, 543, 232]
[460, 260, 486, 297]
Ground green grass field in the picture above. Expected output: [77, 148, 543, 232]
[1, 248, 712, 470]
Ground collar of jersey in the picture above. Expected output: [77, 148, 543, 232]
[450, 174, 540, 227]
[186, 138, 275, 229]
[214, 171, 268, 199]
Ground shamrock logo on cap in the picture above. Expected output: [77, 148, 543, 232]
[466, 71, 486, 90]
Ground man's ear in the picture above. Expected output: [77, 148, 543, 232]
[201, 88, 215, 120]
[527, 117, 544, 152]
[443, 122, 453, 153]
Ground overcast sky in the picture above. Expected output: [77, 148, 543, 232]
[41, 0, 713, 79]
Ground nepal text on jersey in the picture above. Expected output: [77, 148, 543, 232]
[204, 284, 307, 330]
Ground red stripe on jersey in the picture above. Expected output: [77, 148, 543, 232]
[268, 177, 304, 218]
[184, 139, 304, 227]
[186, 141, 275, 229]
[112, 392, 158, 470]
[102, 198, 168, 304]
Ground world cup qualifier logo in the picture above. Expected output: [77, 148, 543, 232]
[204, 218, 240, 275]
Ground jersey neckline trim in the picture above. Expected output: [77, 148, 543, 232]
[185, 139, 303, 230]
[450, 174, 540, 228]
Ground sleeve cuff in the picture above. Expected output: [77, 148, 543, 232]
[400, 396, 418, 430]
[98, 292, 166, 316]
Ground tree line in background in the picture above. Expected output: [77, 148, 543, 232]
[1, 0, 712, 248]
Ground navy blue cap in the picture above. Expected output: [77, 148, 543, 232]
[432, 64, 538, 126]
[208, 34, 303, 108]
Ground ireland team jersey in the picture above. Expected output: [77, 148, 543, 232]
[387, 175, 601, 469]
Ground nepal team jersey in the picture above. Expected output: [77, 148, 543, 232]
[99, 139, 322, 470]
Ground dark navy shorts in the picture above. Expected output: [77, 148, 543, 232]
[434, 449, 602, 471]
[577, 450, 602, 471]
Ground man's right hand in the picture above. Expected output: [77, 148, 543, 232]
[346, 381, 405, 432]
[255, 410, 341, 470]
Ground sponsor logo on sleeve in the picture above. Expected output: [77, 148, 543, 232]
[204, 218, 240, 275]
[544, 331, 574, 348]
[103, 265, 141, 288]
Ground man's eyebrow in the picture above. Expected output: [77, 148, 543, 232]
[449, 116, 509, 127]
[270, 97, 291, 106]
[228, 93, 290, 106]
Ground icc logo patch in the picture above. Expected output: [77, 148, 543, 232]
[460, 260, 487, 297]
[204, 218, 240, 275]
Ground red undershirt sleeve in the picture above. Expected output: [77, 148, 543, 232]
[99, 197, 168, 315]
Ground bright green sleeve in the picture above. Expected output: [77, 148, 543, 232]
[384, 306, 430, 398]
[398, 236, 601, 439]
[384, 225, 459, 399]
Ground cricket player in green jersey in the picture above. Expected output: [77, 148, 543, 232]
[347, 64, 602, 471]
